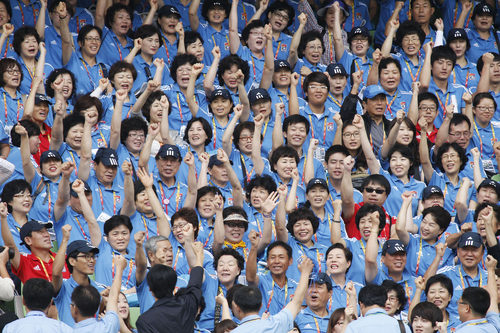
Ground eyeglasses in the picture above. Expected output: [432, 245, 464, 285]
[343, 132, 360, 139]
[364, 188, 386, 194]
[403, 37, 420, 44]
[441, 153, 459, 160]
[176, 67, 191, 74]
[239, 135, 253, 142]
[128, 133, 145, 139]
[351, 38, 368, 44]
[476, 106, 495, 112]
[6, 68, 21, 75]
[172, 222, 188, 231]
[76, 254, 97, 261]
[85, 37, 101, 43]
[306, 46, 323, 51]
[308, 85, 328, 91]
[419, 106, 437, 112]
[449, 131, 471, 139]
[387, 296, 398, 302]
[13, 194, 33, 199]
[224, 222, 246, 229]
[250, 31, 265, 37]
[456, 301, 469, 306]
[273, 11, 289, 21]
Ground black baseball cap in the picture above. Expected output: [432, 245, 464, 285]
[348, 26, 370, 41]
[382, 240, 407, 255]
[309, 273, 333, 290]
[157, 5, 181, 18]
[40, 150, 62, 165]
[306, 178, 329, 193]
[94, 148, 119, 166]
[447, 28, 471, 50]
[208, 154, 233, 168]
[156, 144, 182, 160]
[473, 3, 494, 19]
[274, 60, 292, 72]
[210, 89, 232, 102]
[67, 240, 100, 255]
[421, 185, 444, 200]
[20, 220, 53, 245]
[248, 88, 271, 105]
[69, 180, 91, 197]
[35, 94, 52, 105]
[477, 179, 500, 198]
[327, 63, 349, 77]
[458, 232, 484, 248]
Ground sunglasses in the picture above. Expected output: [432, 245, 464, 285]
[364, 187, 386, 194]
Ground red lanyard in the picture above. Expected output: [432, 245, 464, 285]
[112, 254, 134, 289]
[266, 279, 288, 312]
[98, 186, 117, 214]
[241, 154, 255, 184]
[473, 120, 497, 158]
[3, 92, 22, 124]
[3, 36, 8, 58]
[386, 92, 398, 118]
[141, 214, 158, 240]
[212, 117, 217, 149]
[404, 59, 421, 82]
[81, 59, 97, 89]
[113, 36, 123, 61]
[453, 2, 473, 28]
[308, 114, 327, 146]
[354, 60, 371, 85]
[274, 41, 281, 60]
[204, 228, 213, 248]
[74, 216, 89, 241]
[158, 181, 181, 215]
[162, 36, 171, 66]
[435, 92, 449, 115]
[17, 1, 37, 25]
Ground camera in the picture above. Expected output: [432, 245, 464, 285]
[0, 246, 15, 260]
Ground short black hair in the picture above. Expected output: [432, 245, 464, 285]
[121, 117, 148, 145]
[103, 215, 133, 236]
[11, 119, 40, 147]
[303, 72, 330, 101]
[270, 145, 300, 173]
[287, 207, 320, 236]
[0, 58, 23, 89]
[245, 175, 277, 203]
[266, 241, 293, 260]
[378, 57, 402, 78]
[410, 302, 443, 326]
[424, 274, 454, 297]
[147, 264, 177, 299]
[435, 142, 466, 173]
[381, 280, 407, 315]
[395, 20, 425, 47]
[418, 92, 439, 109]
[431, 45, 457, 68]
[170, 53, 198, 84]
[133, 179, 158, 202]
[326, 243, 353, 274]
[171, 207, 199, 239]
[63, 113, 85, 140]
[182, 117, 212, 147]
[77, 25, 103, 46]
[45, 68, 76, 99]
[473, 92, 498, 110]
[233, 286, 262, 313]
[217, 54, 250, 86]
[134, 24, 163, 49]
[360, 174, 391, 196]
[23, 278, 54, 311]
[109, 61, 138, 85]
[462, 287, 490, 317]
[213, 247, 245, 278]
[477, 53, 500, 75]
[104, 3, 134, 29]
[283, 114, 310, 136]
[358, 284, 387, 308]
[354, 204, 386, 235]
[13, 26, 40, 56]
[298, 31, 325, 58]
[233, 121, 255, 151]
[448, 113, 471, 132]
[196, 186, 224, 208]
[387, 143, 414, 177]
[1, 179, 32, 214]
[325, 145, 349, 164]
[265, 1, 295, 27]
[241, 20, 265, 44]
[201, 0, 230, 22]
[71, 285, 100, 318]
[142, 90, 170, 122]
[73, 95, 104, 123]
[183, 31, 204, 49]
[422, 206, 451, 236]
[222, 206, 249, 231]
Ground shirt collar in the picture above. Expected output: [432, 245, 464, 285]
[364, 308, 388, 316]
[240, 314, 260, 323]
[73, 317, 97, 328]
[26, 310, 46, 317]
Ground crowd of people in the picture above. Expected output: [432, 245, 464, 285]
[1, 0, 500, 332]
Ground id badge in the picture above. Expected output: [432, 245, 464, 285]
[97, 212, 112, 223]
[179, 125, 187, 139]
[482, 159, 495, 173]
[314, 147, 325, 163]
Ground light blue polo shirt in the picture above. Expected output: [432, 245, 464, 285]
[269, 173, 307, 208]
[198, 22, 230, 66]
[230, 148, 272, 188]
[299, 103, 339, 153]
[339, 50, 372, 91]
[98, 26, 133, 66]
[170, 234, 216, 276]
[272, 32, 292, 60]
[44, 25, 78, 70]
[100, 91, 138, 124]
[343, 1, 372, 32]
[198, 273, 234, 331]
[328, 280, 363, 312]
[383, 89, 413, 121]
[156, 31, 178, 69]
[64, 51, 110, 97]
[392, 52, 424, 93]
[257, 272, 298, 315]
[465, 28, 500, 64]
[324, 181, 364, 215]
[453, 311, 500, 333]
[10, 0, 47, 29]
[162, 83, 208, 132]
[0, 32, 15, 59]
[72, 310, 120, 333]
[436, 264, 488, 321]
[449, 60, 479, 93]
[236, 44, 265, 90]
[294, 58, 327, 99]
[428, 170, 474, 217]
[29, 173, 60, 224]
[379, 168, 426, 218]
[437, 0, 481, 36]
[69, 7, 95, 34]
[6, 214, 30, 254]
[95, 239, 136, 290]
[114, 143, 157, 185]
[371, 266, 418, 315]
[470, 119, 500, 173]
[131, 54, 172, 94]
[153, 174, 188, 219]
[86, 173, 125, 224]
[3, 311, 72, 333]
[127, 210, 159, 256]
[286, 236, 327, 282]
[136, 270, 188, 314]
[413, 216, 460, 245]
[89, 122, 111, 152]
[405, 234, 455, 277]
[196, 215, 214, 252]
[313, 212, 347, 248]
[244, 203, 277, 242]
[324, 91, 362, 115]
[344, 237, 382, 285]
[295, 306, 330, 333]
[0, 87, 24, 129]
[428, 79, 467, 128]
[220, 0, 256, 34]
[176, 146, 205, 185]
[430, 144, 486, 182]
[58, 142, 80, 182]
[230, 309, 294, 333]
[55, 207, 101, 246]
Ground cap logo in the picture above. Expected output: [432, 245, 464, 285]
[354, 28, 362, 34]
[483, 5, 490, 12]
[279, 62, 286, 67]
[47, 152, 56, 158]
[255, 92, 264, 99]
[465, 237, 474, 246]
[109, 157, 118, 166]
[431, 188, 439, 193]
[215, 90, 223, 96]
[332, 67, 342, 74]
[394, 245, 404, 252]
[454, 31, 461, 37]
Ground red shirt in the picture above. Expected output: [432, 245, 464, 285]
[34, 124, 52, 165]
[341, 202, 396, 240]
[12, 251, 70, 284]
[416, 122, 438, 144]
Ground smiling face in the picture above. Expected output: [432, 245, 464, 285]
[156, 156, 181, 180]
[395, 121, 414, 146]
[210, 96, 233, 118]
[111, 9, 132, 36]
[32, 102, 49, 123]
[65, 123, 84, 150]
[457, 245, 484, 270]
[187, 120, 208, 148]
[186, 38, 205, 62]
[473, 14, 494, 32]
[350, 36, 370, 57]
[149, 98, 163, 123]
[222, 64, 239, 90]
[71, 251, 97, 275]
[247, 27, 266, 53]
[306, 185, 329, 209]
[473, 97, 496, 125]
[420, 214, 443, 241]
[326, 152, 345, 181]
[284, 122, 307, 149]
[306, 81, 328, 105]
[112, 69, 134, 93]
[267, 245, 292, 276]
[117, 293, 130, 319]
[385, 290, 401, 316]
[381, 251, 407, 274]
[326, 248, 351, 276]
[207, 5, 226, 24]
[21, 35, 38, 59]
[440, 147, 461, 175]
[250, 186, 269, 210]
[412, 316, 436, 333]
[272, 68, 291, 88]
[0, 2, 11, 27]
[9, 189, 32, 214]
[389, 151, 411, 179]
[125, 130, 145, 154]
[94, 162, 118, 185]
[224, 221, 246, 243]
[426, 282, 452, 310]
[361, 181, 388, 207]
[107, 224, 131, 252]
[79, 29, 101, 57]
[197, 192, 216, 219]
[237, 128, 254, 155]
[306, 282, 332, 311]
[303, 38, 323, 65]
[41, 158, 62, 179]
[292, 219, 314, 243]
[380, 63, 401, 93]
[135, 189, 153, 214]
[25, 227, 52, 250]
[432, 58, 454, 81]
[216, 254, 240, 285]
[274, 156, 297, 181]
[172, 218, 194, 244]
[176, 63, 192, 88]
[357, 213, 376, 240]
[141, 33, 160, 57]
[159, 14, 179, 35]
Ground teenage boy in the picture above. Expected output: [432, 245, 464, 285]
[476, 52, 500, 122]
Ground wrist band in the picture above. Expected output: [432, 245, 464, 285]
[333, 220, 341, 223]
[263, 214, 272, 218]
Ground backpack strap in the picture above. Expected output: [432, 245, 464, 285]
[398, 320, 405, 333]
[32, 178, 46, 201]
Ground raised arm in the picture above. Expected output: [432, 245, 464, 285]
[275, 184, 289, 243]
[131, 79, 161, 117]
[332, 113, 343, 146]
[340, 156, 355, 221]
[53, 225, 71, 295]
[35, 0, 47, 39]
[141, 0, 158, 26]
[259, 24, 274, 90]
[221, 104, 241, 156]
[186, 63, 204, 117]
[418, 117, 434, 183]
[15, 124, 36, 184]
[49, 99, 66, 151]
[454, 2, 472, 29]
[383, 2, 402, 38]
[107, 255, 127, 313]
[218, 148, 244, 207]
[211, 194, 225, 256]
[78, 111, 98, 181]
[286, 169, 299, 214]
[197, 153, 209, 188]
[252, 114, 265, 176]
[73, 179, 102, 247]
[120, 161, 136, 216]
[380, 110, 404, 160]
[60, 2, 73, 66]
[272, 103, 285, 151]
[134, 231, 147, 285]
[53, 162, 74, 222]
[462, 92, 474, 130]
[22, 76, 42, 120]
[285, 257, 314, 318]
[471, 147, 485, 188]
[364, 211, 381, 284]
[257, 192, 280, 254]
[381, 19, 399, 58]
[95, 0, 107, 29]
[0, 203, 19, 270]
[229, 0, 240, 55]
[477, 53, 494, 93]
[332, 2, 344, 62]
[418, 43, 432, 92]
[175, 22, 185, 54]
[366, 49, 381, 86]
[203, 47, 220, 98]
[408, 276, 425, 319]
[423, 242, 446, 281]
[182, 152, 198, 209]
[235, 71, 250, 121]
[34, 43, 46, 94]
[330, 199, 346, 246]
[287, 13, 306, 68]
[0, 24, 13, 58]
[455, 177, 472, 224]
[188, 0, 201, 32]
[288, 73, 300, 116]
[395, 192, 412, 246]
[159, 95, 174, 145]
[304, 139, 318, 185]
[124, 38, 141, 64]
[109, 89, 127, 150]
[355, 114, 380, 174]
[407, 82, 420, 125]
[138, 123, 159, 171]
[433, 106, 453, 157]
[245, 230, 260, 286]
[486, 255, 499, 314]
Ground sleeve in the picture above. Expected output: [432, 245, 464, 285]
[339, 93, 362, 123]
[298, 0, 322, 33]
[486, 242, 500, 268]
[0, 277, 15, 301]
[103, 311, 121, 333]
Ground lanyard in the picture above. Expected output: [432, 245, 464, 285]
[3, 92, 22, 124]
[274, 41, 281, 60]
[328, 286, 350, 311]
[328, 31, 333, 63]
[313, 317, 321, 333]
[369, 122, 386, 147]
[161, 36, 171, 66]
[435, 92, 449, 115]
[173, 247, 181, 270]
[212, 117, 217, 149]
[404, 58, 421, 82]
[113, 36, 123, 61]
[459, 266, 482, 289]
[69, 151, 78, 176]
[241, 154, 255, 184]
[35, 254, 55, 281]
[97, 186, 117, 214]
[299, 243, 321, 273]
[453, 68, 470, 88]
[17, 0, 37, 25]
[3, 36, 8, 58]
[46, 183, 51, 220]
[386, 92, 398, 118]
[329, 93, 342, 107]
[254, 212, 277, 241]
[26, 62, 35, 80]
[404, 280, 412, 305]
[453, 2, 473, 28]
[176, 92, 184, 125]
[211, 34, 229, 51]
[204, 228, 213, 248]
[354, 60, 371, 84]
[467, 320, 488, 326]
[308, 115, 328, 146]
[241, 3, 247, 25]
[251, 57, 256, 81]
[443, 179, 461, 213]
[80, 59, 98, 89]
[141, 214, 158, 240]
[158, 181, 181, 215]
[473, 120, 497, 158]
[112, 254, 134, 289]
[74, 216, 89, 241]
[415, 237, 423, 274]
[93, 124, 108, 148]
[260, 118, 270, 148]
[266, 279, 288, 312]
